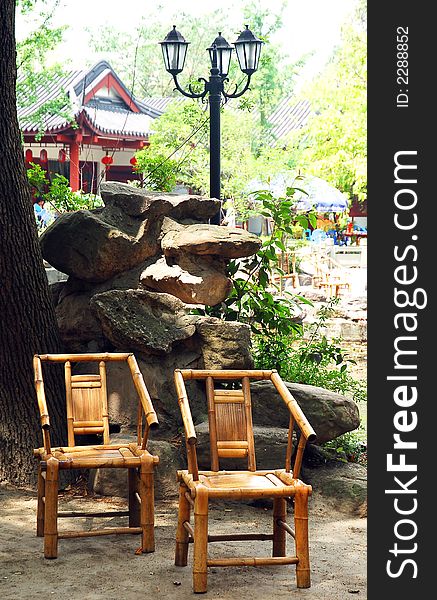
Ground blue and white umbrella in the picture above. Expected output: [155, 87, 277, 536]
[247, 174, 349, 213]
[294, 176, 349, 213]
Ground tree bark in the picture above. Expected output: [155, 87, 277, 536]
[0, 1, 66, 485]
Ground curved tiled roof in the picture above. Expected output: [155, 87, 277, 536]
[18, 61, 152, 137]
[83, 106, 152, 137]
[17, 70, 85, 132]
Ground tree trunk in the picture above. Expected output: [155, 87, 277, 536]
[0, 1, 66, 485]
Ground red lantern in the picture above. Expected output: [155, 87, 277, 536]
[130, 156, 137, 166]
[25, 149, 33, 162]
[101, 155, 114, 166]
[58, 149, 67, 163]
[40, 149, 48, 163]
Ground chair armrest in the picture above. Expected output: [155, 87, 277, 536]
[174, 370, 197, 444]
[127, 355, 159, 430]
[33, 355, 52, 455]
[270, 372, 316, 443]
[174, 369, 199, 480]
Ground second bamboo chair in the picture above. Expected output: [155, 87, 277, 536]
[33, 352, 159, 559]
[173, 369, 317, 593]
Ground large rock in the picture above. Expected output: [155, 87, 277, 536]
[140, 255, 231, 305]
[165, 195, 221, 222]
[100, 182, 172, 217]
[40, 209, 160, 282]
[91, 289, 199, 355]
[195, 318, 254, 369]
[103, 353, 202, 433]
[161, 221, 262, 258]
[250, 380, 360, 443]
[100, 182, 220, 221]
[55, 290, 105, 351]
[303, 462, 367, 513]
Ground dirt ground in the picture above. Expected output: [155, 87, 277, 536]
[0, 485, 366, 600]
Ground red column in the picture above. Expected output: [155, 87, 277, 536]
[69, 140, 80, 191]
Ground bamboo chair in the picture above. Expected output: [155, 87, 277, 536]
[33, 352, 159, 559]
[173, 369, 317, 593]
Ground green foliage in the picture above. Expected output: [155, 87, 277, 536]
[286, 0, 367, 201]
[134, 151, 178, 192]
[26, 162, 47, 195]
[195, 188, 315, 349]
[253, 297, 367, 404]
[16, 1, 74, 139]
[323, 430, 367, 465]
[45, 174, 75, 211]
[26, 163, 102, 215]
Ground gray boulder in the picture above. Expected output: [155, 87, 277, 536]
[161, 222, 262, 258]
[195, 318, 254, 370]
[56, 290, 105, 350]
[250, 380, 360, 444]
[100, 182, 220, 221]
[91, 289, 199, 355]
[303, 462, 367, 512]
[140, 255, 231, 305]
[40, 209, 160, 282]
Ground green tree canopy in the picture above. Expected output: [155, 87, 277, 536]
[89, 0, 303, 132]
[16, 0, 73, 137]
[135, 100, 262, 201]
[286, 0, 366, 201]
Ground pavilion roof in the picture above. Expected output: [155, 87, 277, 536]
[18, 61, 154, 138]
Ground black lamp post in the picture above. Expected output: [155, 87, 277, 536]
[160, 25, 263, 224]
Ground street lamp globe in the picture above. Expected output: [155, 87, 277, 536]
[207, 32, 233, 77]
[233, 25, 264, 75]
[160, 26, 189, 75]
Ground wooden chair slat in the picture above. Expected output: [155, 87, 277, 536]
[72, 426, 105, 435]
[71, 381, 102, 389]
[72, 420, 104, 428]
[213, 396, 245, 404]
[217, 448, 248, 459]
[71, 374, 101, 382]
[216, 441, 249, 449]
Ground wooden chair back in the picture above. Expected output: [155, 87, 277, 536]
[65, 360, 110, 446]
[174, 369, 317, 480]
[34, 352, 159, 455]
[205, 376, 256, 471]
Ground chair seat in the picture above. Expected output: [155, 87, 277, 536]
[35, 444, 159, 469]
[179, 469, 301, 499]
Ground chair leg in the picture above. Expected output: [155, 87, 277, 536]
[273, 498, 287, 557]
[44, 457, 59, 559]
[175, 484, 191, 567]
[294, 485, 311, 588]
[36, 463, 45, 537]
[193, 487, 208, 593]
[139, 454, 155, 553]
[128, 467, 140, 528]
